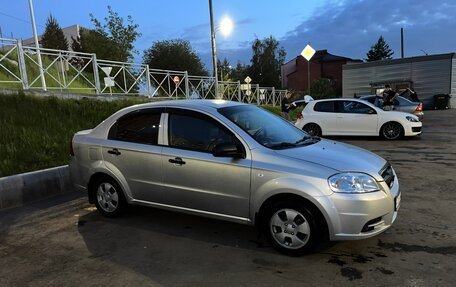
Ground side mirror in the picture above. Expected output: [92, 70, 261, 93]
[212, 142, 244, 158]
[368, 109, 377, 114]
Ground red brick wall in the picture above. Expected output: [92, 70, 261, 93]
[283, 56, 348, 95]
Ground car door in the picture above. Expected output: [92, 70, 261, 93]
[101, 108, 164, 202]
[311, 101, 339, 135]
[160, 109, 251, 219]
[336, 101, 378, 135]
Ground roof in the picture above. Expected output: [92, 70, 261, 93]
[128, 99, 247, 110]
[343, 53, 456, 70]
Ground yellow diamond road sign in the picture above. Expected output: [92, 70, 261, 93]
[301, 44, 316, 61]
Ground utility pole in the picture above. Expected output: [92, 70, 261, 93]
[208, 0, 219, 98]
[28, 0, 46, 91]
[400, 28, 404, 59]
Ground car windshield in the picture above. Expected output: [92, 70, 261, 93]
[218, 105, 319, 149]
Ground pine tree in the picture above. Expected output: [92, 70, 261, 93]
[366, 36, 394, 62]
[41, 15, 69, 51]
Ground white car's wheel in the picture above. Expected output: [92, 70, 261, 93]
[303, 123, 322, 137]
[381, 122, 403, 140]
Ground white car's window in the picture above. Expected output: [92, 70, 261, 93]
[168, 112, 238, 153]
[108, 110, 161, 145]
[219, 105, 319, 149]
[339, 101, 375, 114]
[314, 101, 335, 112]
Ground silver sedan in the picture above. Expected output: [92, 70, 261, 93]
[70, 100, 400, 256]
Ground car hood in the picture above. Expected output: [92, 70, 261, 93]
[274, 139, 386, 180]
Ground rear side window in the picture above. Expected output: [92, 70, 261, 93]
[108, 110, 161, 145]
[168, 113, 237, 153]
[314, 101, 335, 112]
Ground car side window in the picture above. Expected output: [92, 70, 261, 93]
[168, 112, 239, 153]
[339, 101, 375, 114]
[314, 101, 335, 112]
[108, 110, 161, 145]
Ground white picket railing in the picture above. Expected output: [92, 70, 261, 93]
[0, 37, 287, 106]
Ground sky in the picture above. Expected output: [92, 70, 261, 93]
[1, 0, 455, 71]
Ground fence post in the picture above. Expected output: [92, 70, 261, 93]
[184, 71, 190, 98]
[146, 65, 152, 98]
[92, 54, 101, 95]
[272, 87, 276, 107]
[256, 84, 260, 105]
[237, 80, 241, 102]
[122, 65, 127, 94]
[17, 40, 29, 90]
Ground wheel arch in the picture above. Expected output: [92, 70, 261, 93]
[255, 193, 330, 241]
[87, 170, 130, 204]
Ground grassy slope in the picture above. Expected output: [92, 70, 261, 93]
[0, 93, 298, 177]
[0, 50, 96, 93]
[0, 94, 145, 177]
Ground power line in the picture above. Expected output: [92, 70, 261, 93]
[0, 11, 45, 28]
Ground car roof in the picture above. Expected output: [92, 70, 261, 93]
[128, 99, 248, 110]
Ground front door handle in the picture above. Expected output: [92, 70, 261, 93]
[168, 157, 186, 165]
[107, 148, 121, 156]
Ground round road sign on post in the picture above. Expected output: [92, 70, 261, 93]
[173, 76, 180, 84]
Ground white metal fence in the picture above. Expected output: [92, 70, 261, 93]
[0, 38, 286, 106]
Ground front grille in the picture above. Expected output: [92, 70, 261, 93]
[380, 163, 395, 188]
[412, 127, 422, 133]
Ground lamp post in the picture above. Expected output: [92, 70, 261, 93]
[208, 0, 233, 98]
[301, 44, 315, 95]
[28, 0, 46, 91]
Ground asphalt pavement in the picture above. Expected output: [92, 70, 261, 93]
[0, 109, 455, 287]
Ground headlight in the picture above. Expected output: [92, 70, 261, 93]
[406, 116, 419, 122]
[328, 173, 380, 193]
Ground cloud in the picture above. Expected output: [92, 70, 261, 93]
[279, 0, 456, 61]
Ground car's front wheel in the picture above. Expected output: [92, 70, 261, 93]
[94, 176, 126, 217]
[381, 122, 403, 140]
[263, 201, 321, 256]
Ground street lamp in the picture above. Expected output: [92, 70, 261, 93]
[208, 0, 233, 98]
[301, 44, 316, 95]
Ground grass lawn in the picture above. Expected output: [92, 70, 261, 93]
[0, 93, 300, 177]
[0, 94, 146, 177]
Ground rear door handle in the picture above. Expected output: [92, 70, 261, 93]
[107, 148, 121, 156]
[168, 157, 186, 165]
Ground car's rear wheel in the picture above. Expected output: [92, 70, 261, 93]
[94, 176, 126, 217]
[303, 123, 322, 137]
[381, 122, 403, 140]
[263, 200, 321, 256]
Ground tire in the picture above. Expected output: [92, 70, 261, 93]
[302, 123, 322, 137]
[262, 200, 322, 256]
[381, 122, 403, 140]
[93, 176, 127, 218]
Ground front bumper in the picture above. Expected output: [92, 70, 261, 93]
[404, 121, 422, 136]
[323, 173, 400, 241]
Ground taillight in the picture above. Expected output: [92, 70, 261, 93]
[297, 113, 304, 119]
[416, 103, 423, 112]
[70, 139, 74, 156]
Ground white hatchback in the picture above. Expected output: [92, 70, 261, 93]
[295, 98, 422, 140]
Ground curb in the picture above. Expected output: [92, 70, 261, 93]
[0, 165, 73, 209]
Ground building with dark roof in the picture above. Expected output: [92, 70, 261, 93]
[281, 49, 361, 94]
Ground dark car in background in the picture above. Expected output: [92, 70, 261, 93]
[360, 95, 424, 120]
